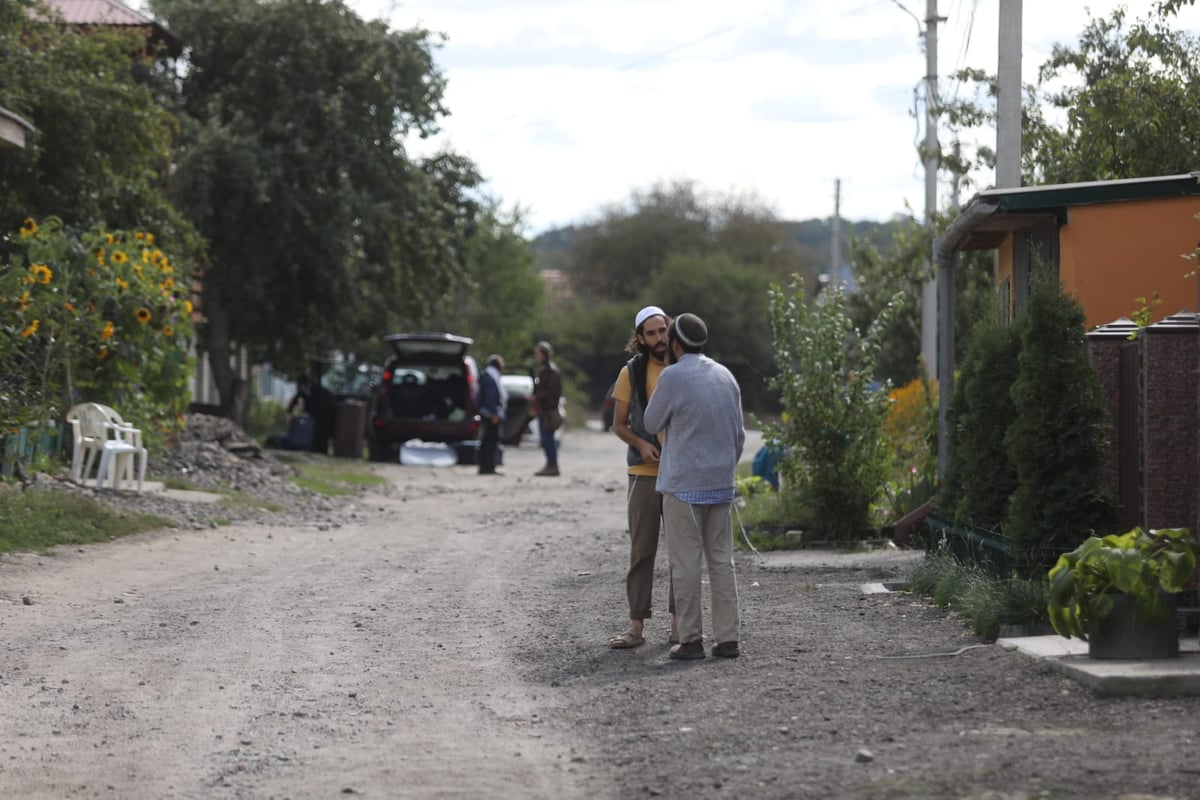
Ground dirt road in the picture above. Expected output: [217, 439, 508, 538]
[2, 428, 1199, 799]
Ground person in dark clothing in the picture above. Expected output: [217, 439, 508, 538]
[531, 340, 563, 477]
[477, 354, 507, 475]
[289, 374, 335, 455]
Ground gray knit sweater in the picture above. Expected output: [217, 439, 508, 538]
[642, 353, 745, 495]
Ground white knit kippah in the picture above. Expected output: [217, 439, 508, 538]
[634, 305, 666, 329]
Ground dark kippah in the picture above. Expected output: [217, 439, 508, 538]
[673, 313, 708, 347]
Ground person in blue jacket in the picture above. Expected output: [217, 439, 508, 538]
[477, 354, 508, 475]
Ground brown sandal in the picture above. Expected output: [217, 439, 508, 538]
[608, 630, 645, 649]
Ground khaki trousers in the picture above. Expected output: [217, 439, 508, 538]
[662, 493, 740, 645]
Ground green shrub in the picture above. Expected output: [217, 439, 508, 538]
[939, 297, 1020, 530]
[909, 547, 1049, 640]
[1005, 269, 1115, 573]
[764, 275, 901, 541]
[245, 396, 289, 442]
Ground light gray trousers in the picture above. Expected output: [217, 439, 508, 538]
[662, 493, 740, 646]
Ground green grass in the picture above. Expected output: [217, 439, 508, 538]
[291, 460, 388, 497]
[908, 547, 1050, 640]
[0, 486, 175, 556]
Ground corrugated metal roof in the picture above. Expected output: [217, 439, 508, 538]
[41, 0, 183, 58]
[44, 0, 156, 27]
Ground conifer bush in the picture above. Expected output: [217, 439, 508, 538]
[1005, 269, 1115, 572]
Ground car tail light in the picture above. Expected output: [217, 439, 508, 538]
[382, 369, 393, 383]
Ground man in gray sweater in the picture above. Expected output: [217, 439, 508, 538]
[642, 313, 746, 660]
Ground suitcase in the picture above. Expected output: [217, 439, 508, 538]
[287, 415, 315, 451]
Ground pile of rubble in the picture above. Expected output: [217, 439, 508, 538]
[40, 413, 371, 531]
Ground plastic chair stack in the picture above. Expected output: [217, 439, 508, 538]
[65, 403, 147, 491]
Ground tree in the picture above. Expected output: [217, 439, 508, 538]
[1005, 270, 1114, 573]
[939, 5, 1200, 188]
[423, 203, 546, 370]
[0, 0, 196, 263]
[845, 214, 994, 388]
[1025, 8, 1200, 184]
[645, 253, 777, 410]
[939, 298, 1020, 530]
[766, 276, 902, 541]
[557, 181, 821, 407]
[151, 0, 483, 414]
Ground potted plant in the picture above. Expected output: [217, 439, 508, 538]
[1046, 526, 1198, 659]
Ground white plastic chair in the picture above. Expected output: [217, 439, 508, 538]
[65, 403, 147, 491]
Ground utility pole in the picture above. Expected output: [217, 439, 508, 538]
[996, 0, 1023, 188]
[920, 0, 942, 382]
[831, 178, 842, 285]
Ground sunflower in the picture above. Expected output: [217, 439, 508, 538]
[98, 347, 110, 360]
[111, 250, 129, 265]
[160, 278, 175, 291]
[135, 231, 145, 241]
[29, 263, 52, 284]
[19, 218, 37, 238]
[64, 302, 76, 312]
[135, 307, 152, 324]
[104, 233, 115, 245]
[184, 300, 194, 314]
[100, 321, 115, 341]
[145, 232, 154, 246]
[162, 324, 174, 337]
[19, 319, 39, 338]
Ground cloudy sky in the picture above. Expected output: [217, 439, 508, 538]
[256, 2, 1199, 232]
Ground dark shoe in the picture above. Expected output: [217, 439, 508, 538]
[712, 641, 740, 658]
[534, 465, 560, 476]
[668, 640, 706, 660]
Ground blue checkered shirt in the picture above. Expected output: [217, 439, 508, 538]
[673, 487, 736, 505]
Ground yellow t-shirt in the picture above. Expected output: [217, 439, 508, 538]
[613, 358, 665, 477]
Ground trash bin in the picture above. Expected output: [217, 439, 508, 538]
[333, 399, 366, 458]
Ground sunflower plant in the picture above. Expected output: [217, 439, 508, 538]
[0, 216, 195, 445]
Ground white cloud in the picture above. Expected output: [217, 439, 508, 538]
[266, 1, 1200, 230]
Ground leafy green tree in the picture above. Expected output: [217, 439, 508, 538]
[151, 0, 482, 414]
[765, 276, 902, 541]
[645, 253, 776, 409]
[1005, 270, 1114, 573]
[424, 204, 546, 370]
[1025, 8, 1200, 184]
[0, 0, 196, 267]
[939, 4, 1200, 187]
[845, 215, 995, 388]
[558, 181, 821, 406]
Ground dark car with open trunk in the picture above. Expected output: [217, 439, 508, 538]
[367, 333, 479, 462]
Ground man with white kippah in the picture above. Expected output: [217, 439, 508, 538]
[643, 312, 746, 660]
[606, 305, 677, 649]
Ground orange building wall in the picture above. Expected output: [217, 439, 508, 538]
[1058, 197, 1200, 329]
[996, 237, 1015, 322]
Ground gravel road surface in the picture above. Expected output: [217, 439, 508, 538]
[2, 426, 1199, 799]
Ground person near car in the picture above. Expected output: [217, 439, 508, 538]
[607, 306, 676, 649]
[642, 313, 745, 660]
[477, 354, 508, 475]
[288, 374, 335, 455]
[531, 340, 563, 477]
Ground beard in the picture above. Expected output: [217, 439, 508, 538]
[650, 342, 669, 363]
